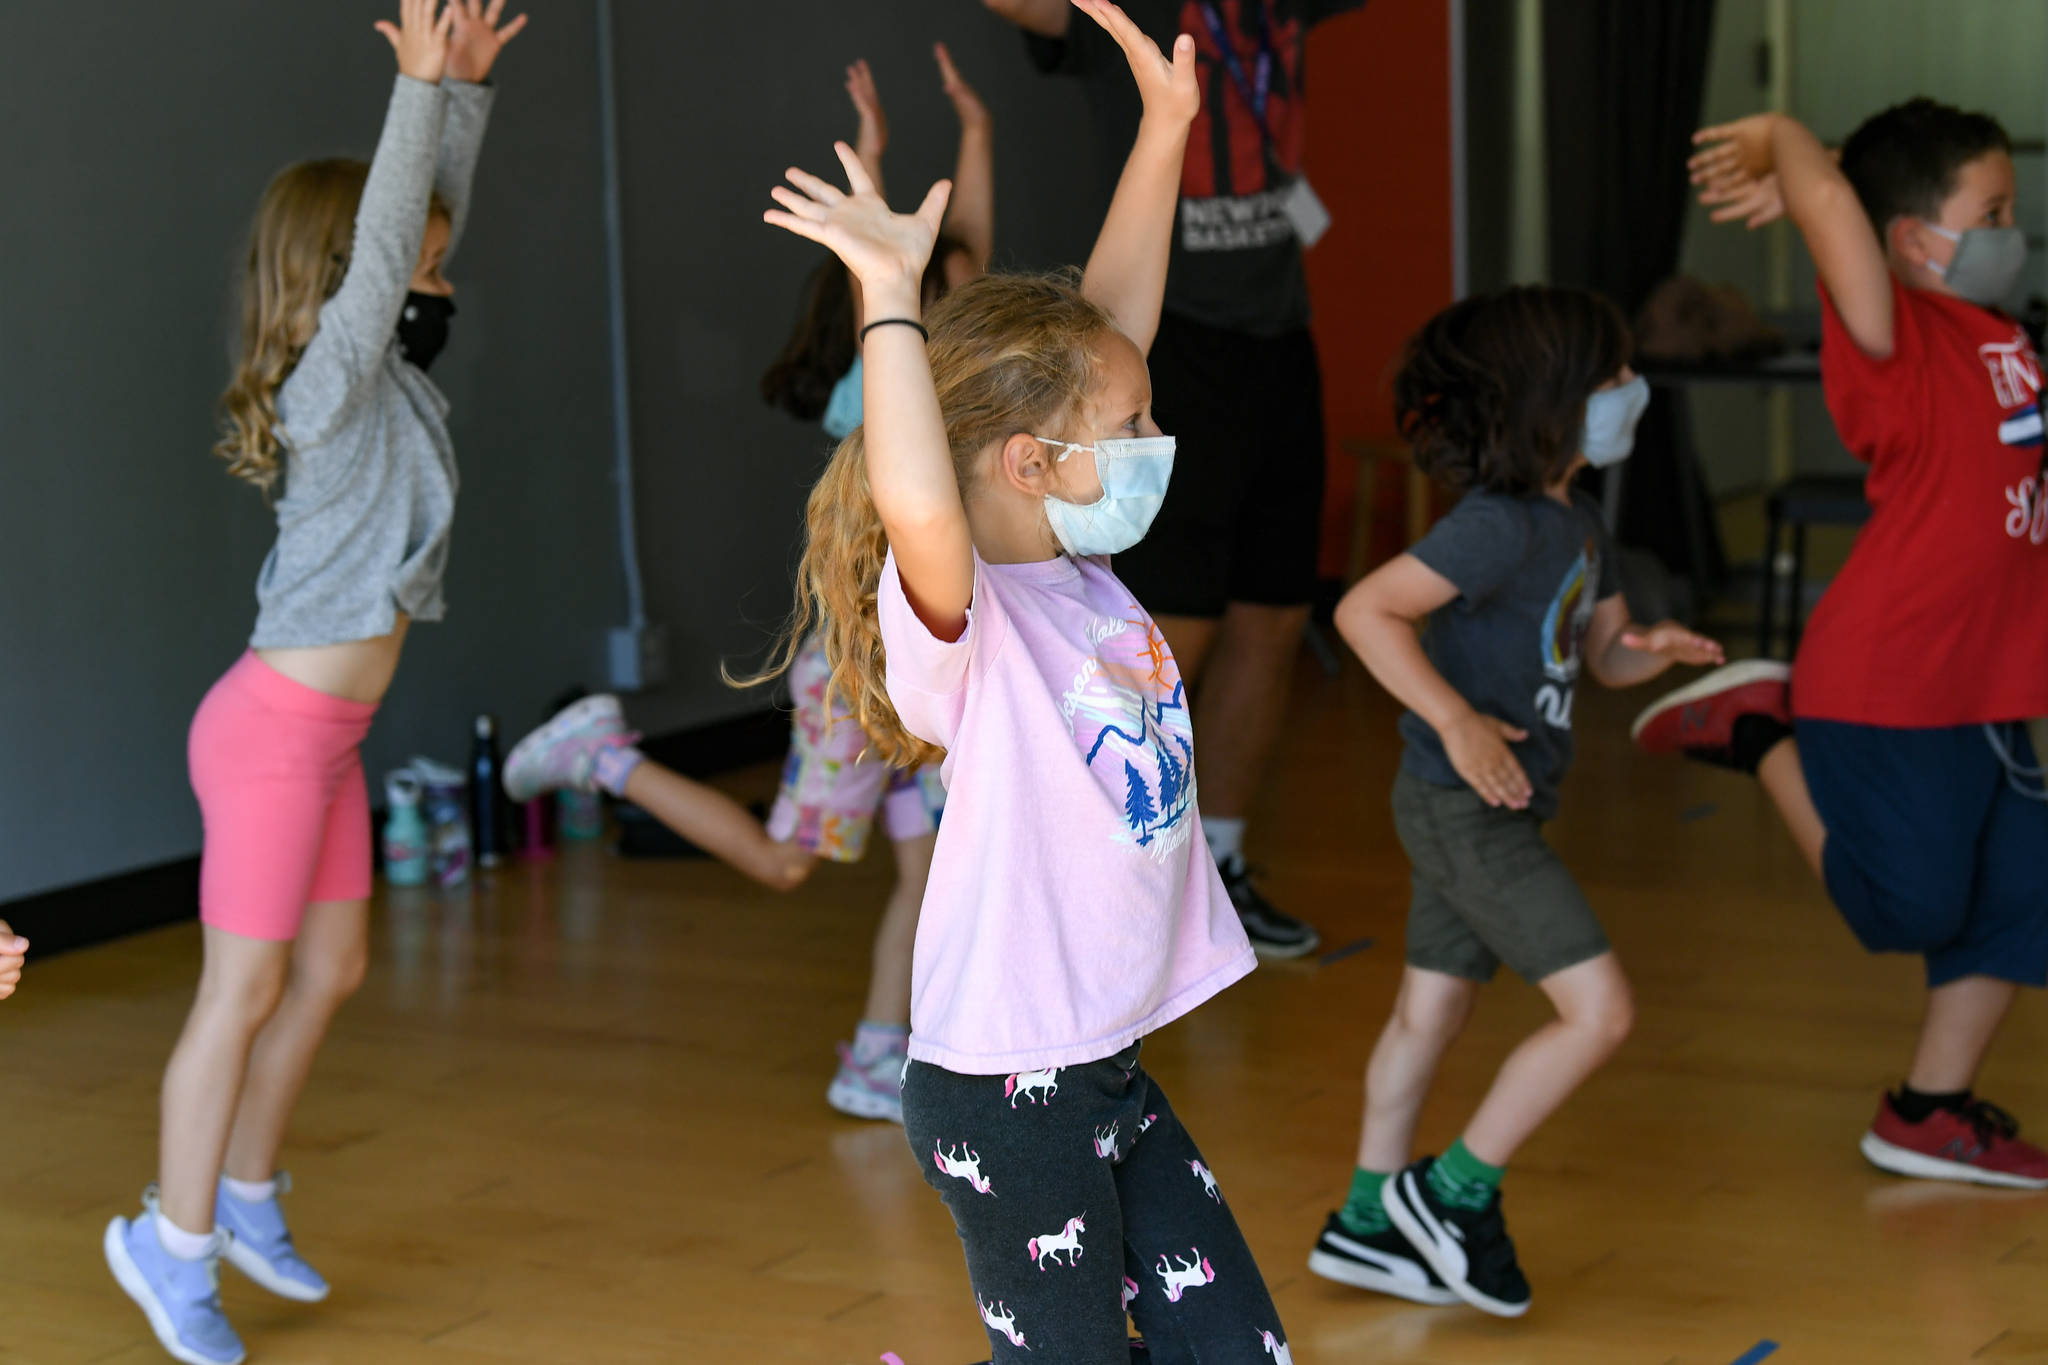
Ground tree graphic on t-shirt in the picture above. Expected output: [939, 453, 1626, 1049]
[1154, 731, 1186, 819]
[1123, 760, 1159, 845]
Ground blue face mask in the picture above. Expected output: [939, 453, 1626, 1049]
[1580, 375, 1651, 468]
[821, 355, 864, 441]
[1035, 434, 1177, 557]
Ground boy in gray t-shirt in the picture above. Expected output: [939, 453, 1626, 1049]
[1398, 487, 1621, 822]
[1306, 287, 1724, 1320]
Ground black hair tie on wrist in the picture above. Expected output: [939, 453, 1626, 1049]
[860, 317, 930, 343]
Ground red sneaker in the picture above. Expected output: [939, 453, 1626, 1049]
[1860, 1093, 2048, 1190]
[1630, 660, 1792, 769]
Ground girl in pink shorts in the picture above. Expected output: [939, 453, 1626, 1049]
[503, 47, 992, 1128]
[103, 8, 525, 1364]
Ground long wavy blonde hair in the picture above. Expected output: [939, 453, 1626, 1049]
[739, 270, 1115, 769]
[215, 159, 446, 491]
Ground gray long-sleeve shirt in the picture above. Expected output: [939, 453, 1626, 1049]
[249, 75, 493, 649]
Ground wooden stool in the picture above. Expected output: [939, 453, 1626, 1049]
[1342, 437, 1431, 580]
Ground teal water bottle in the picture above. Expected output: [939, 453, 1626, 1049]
[382, 770, 430, 887]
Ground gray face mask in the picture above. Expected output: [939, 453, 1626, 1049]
[1922, 222, 2028, 307]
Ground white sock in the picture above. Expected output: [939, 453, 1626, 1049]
[153, 1210, 216, 1261]
[1204, 816, 1247, 869]
[222, 1175, 278, 1204]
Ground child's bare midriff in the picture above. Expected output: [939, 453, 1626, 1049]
[255, 615, 409, 704]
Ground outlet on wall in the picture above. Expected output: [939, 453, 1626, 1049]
[607, 624, 670, 691]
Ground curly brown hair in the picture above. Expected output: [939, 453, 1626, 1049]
[1394, 285, 1632, 498]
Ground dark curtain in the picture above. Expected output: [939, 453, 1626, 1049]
[1543, 0, 1725, 604]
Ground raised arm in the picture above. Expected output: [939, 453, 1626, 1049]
[765, 147, 972, 639]
[982, 0, 1072, 39]
[845, 59, 889, 198]
[285, 0, 454, 435]
[1074, 0, 1197, 355]
[437, 0, 523, 260]
[1692, 113, 1894, 357]
[935, 43, 995, 276]
[1335, 556, 1534, 811]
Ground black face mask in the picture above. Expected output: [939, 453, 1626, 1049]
[396, 292, 456, 372]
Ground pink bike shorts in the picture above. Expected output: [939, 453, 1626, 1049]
[765, 635, 944, 863]
[188, 652, 378, 940]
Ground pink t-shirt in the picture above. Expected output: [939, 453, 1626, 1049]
[878, 550, 1256, 1074]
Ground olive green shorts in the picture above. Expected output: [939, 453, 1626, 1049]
[1390, 769, 1610, 984]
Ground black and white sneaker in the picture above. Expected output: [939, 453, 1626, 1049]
[1219, 859, 1320, 958]
[1382, 1158, 1531, 1318]
[1307, 1211, 1460, 1304]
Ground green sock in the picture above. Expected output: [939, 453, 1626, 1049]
[1337, 1168, 1391, 1236]
[1425, 1138, 1504, 1211]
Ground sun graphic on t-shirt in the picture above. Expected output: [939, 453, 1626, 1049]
[1126, 610, 1176, 692]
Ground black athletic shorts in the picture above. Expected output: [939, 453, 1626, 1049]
[1113, 311, 1327, 617]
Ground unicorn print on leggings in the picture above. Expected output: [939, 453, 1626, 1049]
[1028, 1214, 1086, 1268]
[979, 1298, 1027, 1349]
[1005, 1068, 1060, 1108]
[1093, 1121, 1120, 1159]
[1138, 1112, 1158, 1134]
[1188, 1158, 1222, 1202]
[1155, 1247, 1214, 1302]
[934, 1141, 994, 1195]
[1258, 1330, 1293, 1364]
[1122, 1275, 1140, 1309]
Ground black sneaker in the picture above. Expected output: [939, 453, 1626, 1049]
[1382, 1158, 1531, 1318]
[1219, 859, 1320, 958]
[1307, 1210, 1460, 1304]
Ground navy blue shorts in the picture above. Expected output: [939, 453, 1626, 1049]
[1799, 719, 2048, 988]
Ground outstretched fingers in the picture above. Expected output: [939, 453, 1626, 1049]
[762, 208, 833, 248]
[831, 141, 879, 197]
[912, 178, 955, 237]
[786, 162, 850, 206]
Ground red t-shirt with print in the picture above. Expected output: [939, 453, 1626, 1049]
[1795, 276, 2048, 726]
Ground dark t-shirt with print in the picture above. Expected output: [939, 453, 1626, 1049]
[1027, 0, 1365, 336]
[1397, 489, 1622, 821]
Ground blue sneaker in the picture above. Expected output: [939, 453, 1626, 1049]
[216, 1173, 330, 1302]
[103, 1189, 246, 1365]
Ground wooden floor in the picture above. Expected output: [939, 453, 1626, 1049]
[8, 662, 2047, 1365]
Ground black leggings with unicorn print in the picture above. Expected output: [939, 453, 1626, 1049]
[903, 1043, 1292, 1364]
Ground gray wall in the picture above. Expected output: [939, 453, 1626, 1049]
[0, 1, 1095, 901]
[610, 1, 1095, 735]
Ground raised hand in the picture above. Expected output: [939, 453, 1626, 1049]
[765, 143, 951, 297]
[1442, 712, 1534, 811]
[375, 0, 457, 84]
[0, 920, 25, 1000]
[1698, 168, 1786, 229]
[445, 0, 528, 83]
[845, 59, 889, 180]
[1074, 0, 1197, 127]
[1621, 623, 1726, 667]
[934, 43, 990, 132]
[1690, 115, 1780, 194]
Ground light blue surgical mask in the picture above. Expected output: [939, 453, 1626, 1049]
[1922, 222, 2028, 308]
[821, 355, 864, 440]
[1580, 375, 1651, 468]
[1034, 434, 1177, 557]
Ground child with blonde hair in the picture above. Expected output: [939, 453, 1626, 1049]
[761, 4, 1291, 1359]
[104, 5, 523, 1362]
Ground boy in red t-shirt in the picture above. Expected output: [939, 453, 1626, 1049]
[1633, 99, 2048, 1190]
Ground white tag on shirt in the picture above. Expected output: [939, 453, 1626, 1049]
[1281, 176, 1332, 248]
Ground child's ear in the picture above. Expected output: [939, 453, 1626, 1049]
[1888, 215, 1935, 268]
[998, 432, 1053, 494]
